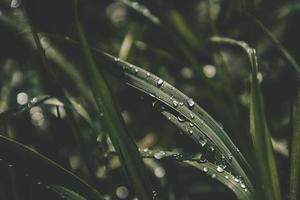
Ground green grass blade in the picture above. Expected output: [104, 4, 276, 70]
[248, 15, 300, 75]
[74, 1, 152, 199]
[141, 149, 254, 200]
[290, 90, 300, 200]
[89, 50, 253, 190]
[49, 185, 87, 200]
[211, 36, 281, 200]
[0, 135, 103, 200]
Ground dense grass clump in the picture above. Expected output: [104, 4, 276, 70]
[0, 0, 300, 200]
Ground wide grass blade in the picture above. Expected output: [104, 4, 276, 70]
[211, 36, 281, 200]
[141, 149, 254, 200]
[74, 1, 153, 199]
[290, 90, 300, 200]
[0, 135, 103, 200]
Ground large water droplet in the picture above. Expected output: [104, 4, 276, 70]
[154, 167, 166, 178]
[157, 79, 164, 87]
[217, 165, 225, 173]
[177, 115, 185, 122]
[241, 183, 246, 189]
[203, 167, 208, 173]
[187, 98, 195, 109]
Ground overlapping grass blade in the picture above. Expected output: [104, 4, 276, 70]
[141, 149, 254, 200]
[290, 90, 300, 200]
[211, 36, 281, 200]
[49, 185, 87, 200]
[74, 1, 153, 199]
[0, 135, 103, 200]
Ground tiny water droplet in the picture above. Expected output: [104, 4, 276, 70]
[225, 175, 229, 179]
[173, 100, 179, 107]
[244, 189, 248, 192]
[211, 173, 216, 179]
[188, 129, 193, 135]
[37, 181, 42, 185]
[157, 79, 164, 87]
[241, 183, 246, 189]
[146, 72, 150, 77]
[134, 68, 139, 73]
[114, 57, 120, 62]
[167, 116, 171, 120]
[203, 167, 208, 173]
[143, 148, 149, 152]
[199, 138, 207, 147]
[8, 164, 13, 168]
[190, 113, 195, 119]
[149, 93, 156, 98]
[189, 123, 194, 127]
[187, 98, 195, 109]
[234, 177, 240, 183]
[179, 102, 183, 106]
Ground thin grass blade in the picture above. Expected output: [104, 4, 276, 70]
[0, 135, 103, 200]
[211, 36, 281, 200]
[290, 89, 300, 200]
[74, 1, 153, 199]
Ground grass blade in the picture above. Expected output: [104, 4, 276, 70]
[74, 1, 153, 199]
[141, 149, 254, 200]
[290, 89, 300, 200]
[0, 135, 103, 200]
[211, 36, 281, 200]
[248, 14, 300, 75]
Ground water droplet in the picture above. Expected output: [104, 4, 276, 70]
[203, 167, 208, 173]
[179, 102, 184, 106]
[209, 146, 215, 152]
[149, 93, 156, 98]
[154, 151, 166, 159]
[143, 148, 149, 152]
[241, 183, 246, 189]
[177, 115, 185, 122]
[189, 123, 194, 127]
[199, 138, 207, 147]
[217, 165, 225, 173]
[167, 116, 171, 120]
[146, 72, 150, 77]
[8, 164, 13, 168]
[190, 113, 195, 119]
[244, 189, 248, 192]
[188, 129, 193, 135]
[157, 79, 164, 87]
[114, 57, 120, 62]
[203, 65, 216, 78]
[134, 68, 139, 73]
[225, 175, 229, 179]
[211, 174, 216, 179]
[172, 100, 178, 107]
[37, 181, 42, 185]
[11, 0, 21, 8]
[234, 177, 240, 183]
[152, 190, 158, 199]
[187, 98, 195, 109]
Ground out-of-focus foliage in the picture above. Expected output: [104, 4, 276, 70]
[0, 0, 299, 199]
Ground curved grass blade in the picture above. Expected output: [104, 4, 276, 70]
[74, 1, 153, 199]
[140, 149, 254, 200]
[290, 89, 300, 200]
[91, 49, 253, 189]
[247, 14, 300, 75]
[0, 135, 103, 200]
[211, 36, 281, 200]
[49, 185, 87, 200]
